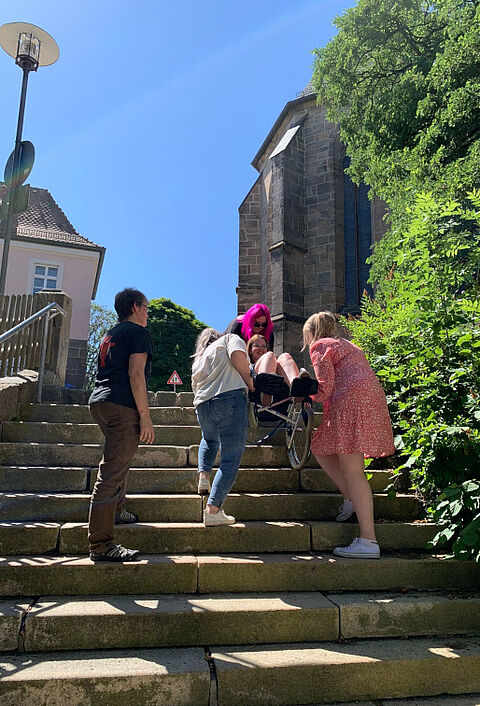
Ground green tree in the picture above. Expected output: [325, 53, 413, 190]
[147, 298, 207, 391]
[85, 303, 118, 390]
[312, 0, 480, 202]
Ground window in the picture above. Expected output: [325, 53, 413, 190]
[343, 157, 373, 313]
[32, 264, 59, 294]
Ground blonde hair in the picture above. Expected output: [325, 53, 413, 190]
[192, 328, 222, 364]
[247, 334, 269, 362]
[302, 311, 336, 350]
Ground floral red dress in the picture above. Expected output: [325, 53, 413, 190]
[309, 337, 395, 458]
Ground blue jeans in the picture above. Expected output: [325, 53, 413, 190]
[196, 389, 248, 508]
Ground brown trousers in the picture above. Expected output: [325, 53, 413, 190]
[88, 401, 140, 553]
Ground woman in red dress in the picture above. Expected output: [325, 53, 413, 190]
[303, 311, 395, 559]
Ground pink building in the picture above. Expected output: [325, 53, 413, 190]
[0, 187, 105, 387]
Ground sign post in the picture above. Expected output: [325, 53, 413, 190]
[167, 370, 183, 394]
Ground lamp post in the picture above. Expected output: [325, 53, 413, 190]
[0, 22, 59, 295]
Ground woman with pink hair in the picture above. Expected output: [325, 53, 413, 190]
[225, 303, 274, 349]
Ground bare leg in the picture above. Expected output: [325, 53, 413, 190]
[254, 351, 277, 374]
[314, 453, 350, 498]
[255, 351, 277, 405]
[276, 353, 299, 386]
[338, 453, 376, 541]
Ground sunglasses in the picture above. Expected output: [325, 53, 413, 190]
[253, 321, 267, 328]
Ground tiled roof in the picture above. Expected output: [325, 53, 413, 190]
[1, 186, 101, 248]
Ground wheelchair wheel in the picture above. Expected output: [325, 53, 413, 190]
[285, 401, 314, 470]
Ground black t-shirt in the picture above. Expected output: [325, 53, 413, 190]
[89, 321, 153, 410]
[225, 317, 275, 351]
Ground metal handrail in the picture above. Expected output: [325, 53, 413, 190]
[0, 301, 67, 402]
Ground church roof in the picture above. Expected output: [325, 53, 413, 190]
[1, 185, 102, 249]
[251, 90, 316, 171]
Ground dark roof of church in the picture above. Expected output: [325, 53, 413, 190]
[1, 185, 102, 249]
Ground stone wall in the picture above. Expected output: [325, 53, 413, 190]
[237, 178, 263, 313]
[66, 338, 87, 389]
[0, 370, 37, 422]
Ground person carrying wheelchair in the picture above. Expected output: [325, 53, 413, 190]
[303, 311, 395, 559]
[192, 328, 255, 526]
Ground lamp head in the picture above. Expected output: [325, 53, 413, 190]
[0, 22, 59, 71]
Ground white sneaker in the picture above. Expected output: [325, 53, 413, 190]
[335, 498, 355, 522]
[204, 509, 236, 526]
[197, 476, 211, 495]
[333, 537, 380, 559]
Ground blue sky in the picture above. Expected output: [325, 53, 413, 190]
[0, 1, 355, 330]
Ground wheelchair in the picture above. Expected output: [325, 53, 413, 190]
[248, 372, 318, 471]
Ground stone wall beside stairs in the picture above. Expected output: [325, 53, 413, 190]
[0, 370, 38, 422]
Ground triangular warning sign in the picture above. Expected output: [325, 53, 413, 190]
[167, 370, 183, 385]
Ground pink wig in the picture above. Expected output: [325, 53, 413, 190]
[239, 303, 273, 343]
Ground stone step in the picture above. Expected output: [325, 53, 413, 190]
[0, 466, 299, 493]
[2, 590, 478, 654]
[301, 466, 409, 492]
[0, 493, 202, 523]
[320, 696, 480, 706]
[19, 403, 198, 425]
[310, 520, 436, 550]
[58, 521, 311, 554]
[225, 492, 419, 521]
[2, 554, 479, 597]
[1, 636, 480, 705]
[327, 590, 480, 640]
[210, 636, 480, 706]
[0, 520, 437, 556]
[0, 646, 209, 706]
[192, 443, 301, 468]
[2, 441, 404, 471]
[2, 422, 290, 447]
[1, 422, 203, 446]
[0, 466, 91, 492]
[0, 491, 420, 523]
[0, 442, 187, 467]
[0, 592, 338, 652]
[0, 465, 399, 494]
[0, 523, 61, 555]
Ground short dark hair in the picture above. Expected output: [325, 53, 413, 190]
[114, 288, 147, 321]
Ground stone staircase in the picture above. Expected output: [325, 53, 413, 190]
[0, 392, 479, 706]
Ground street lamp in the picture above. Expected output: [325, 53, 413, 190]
[0, 22, 59, 295]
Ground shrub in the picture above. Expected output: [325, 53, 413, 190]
[428, 480, 480, 563]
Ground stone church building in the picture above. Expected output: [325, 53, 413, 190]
[236, 84, 386, 360]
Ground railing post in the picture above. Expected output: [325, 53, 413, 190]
[34, 291, 72, 386]
[36, 312, 50, 403]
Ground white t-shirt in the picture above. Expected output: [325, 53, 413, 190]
[192, 334, 248, 407]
